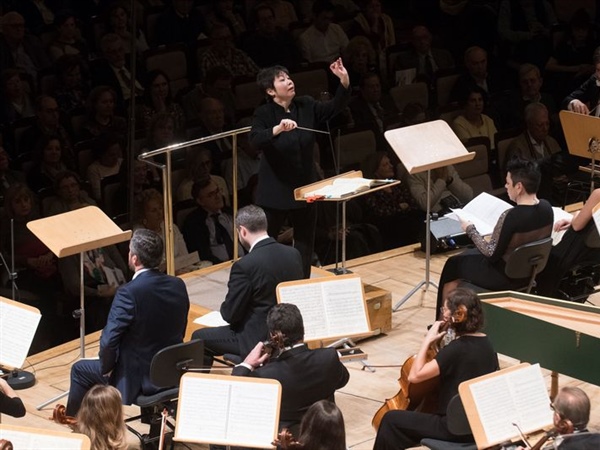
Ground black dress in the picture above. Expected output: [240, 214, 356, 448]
[436, 200, 554, 316]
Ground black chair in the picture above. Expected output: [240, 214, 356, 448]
[420, 394, 476, 450]
[125, 339, 204, 450]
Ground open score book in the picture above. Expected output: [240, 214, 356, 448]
[303, 177, 396, 199]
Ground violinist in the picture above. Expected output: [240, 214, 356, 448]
[373, 288, 498, 450]
[232, 303, 349, 435]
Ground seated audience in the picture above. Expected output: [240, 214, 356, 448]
[182, 66, 236, 127]
[264, 0, 298, 30]
[54, 55, 90, 115]
[104, 2, 149, 56]
[231, 302, 348, 434]
[373, 288, 499, 449]
[222, 121, 261, 206]
[563, 48, 600, 114]
[452, 85, 498, 147]
[361, 152, 423, 249]
[0, 377, 26, 418]
[75, 385, 127, 450]
[26, 135, 71, 193]
[182, 177, 240, 263]
[204, 0, 247, 39]
[81, 86, 127, 140]
[48, 11, 89, 62]
[435, 158, 553, 319]
[0, 69, 35, 125]
[86, 133, 124, 201]
[154, 0, 206, 46]
[347, 0, 395, 54]
[199, 22, 259, 80]
[176, 147, 230, 205]
[12, 0, 57, 35]
[138, 69, 185, 136]
[192, 206, 304, 366]
[0, 145, 25, 198]
[45, 170, 96, 217]
[343, 36, 378, 93]
[450, 46, 504, 103]
[348, 72, 399, 135]
[299, 0, 349, 63]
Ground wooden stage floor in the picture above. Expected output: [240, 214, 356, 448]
[4, 244, 600, 449]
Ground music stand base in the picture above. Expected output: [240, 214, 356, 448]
[327, 267, 353, 275]
[393, 280, 438, 312]
[5, 370, 36, 390]
[327, 337, 374, 373]
[36, 389, 69, 410]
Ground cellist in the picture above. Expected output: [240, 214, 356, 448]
[373, 288, 498, 450]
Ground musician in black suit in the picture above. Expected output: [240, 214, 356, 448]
[232, 303, 350, 433]
[563, 50, 600, 115]
[192, 205, 304, 366]
[249, 58, 351, 277]
[65, 229, 190, 415]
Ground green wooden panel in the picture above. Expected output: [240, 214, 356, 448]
[480, 291, 600, 386]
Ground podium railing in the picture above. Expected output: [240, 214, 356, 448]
[138, 126, 251, 275]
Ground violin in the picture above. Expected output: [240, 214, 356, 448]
[262, 330, 286, 358]
[50, 404, 78, 427]
[529, 417, 573, 450]
[0, 440, 13, 450]
[371, 306, 467, 431]
[272, 428, 303, 449]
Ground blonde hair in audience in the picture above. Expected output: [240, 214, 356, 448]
[75, 385, 127, 450]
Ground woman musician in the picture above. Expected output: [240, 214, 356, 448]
[0, 376, 25, 418]
[373, 288, 498, 450]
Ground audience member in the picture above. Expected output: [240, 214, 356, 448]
[222, 120, 261, 205]
[154, 0, 206, 46]
[81, 86, 127, 140]
[205, 0, 247, 39]
[452, 85, 498, 147]
[54, 55, 90, 114]
[497, 0, 556, 69]
[64, 228, 190, 416]
[75, 385, 128, 450]
[12, 0, 56, 35]
[299, 0, 349, 64]
[264, 0, 299, 30]
[86, 133, 123, 201]
[394, 25, 455, 86]
[0, 12, 51, 81]
[450, 46, 504, 103]
[175, 146, 230, 205]
[105, 1, 149, 56]
[48, 11, 89, 62]
[191, 97, 232, 174]
[112, 159, 161, 216]
[361, 152, 422, 249]
[199, 22, 259, 80]
[91, 33, 144, 110]
[0, 377, 26, 418]
[563, 48, 600, 114]
[232, 302, 348, 434]
[26, 135, 71, 193]
[343, 36, 378, 93]
[374, 288, 498, 449]
[348, 72, 399, 134]
[347, 0, 395, 54]
[0, 145, 24, 198]
[241, 3, 301, 69]
[19, 95, 74, 164]
[249, 59, 351, 277]
[0, 68, 35, 125]
[182, 177, 240, 264]
[506, 102, 570, 204]
[138, 69, 185, 135]
[435, 158, 553, 318]
[134, 188, 189, 261]
[45, 170, 96, 217]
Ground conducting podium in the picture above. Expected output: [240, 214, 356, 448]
[384, 120, 474, 310]
[294, 170, 400, 273]
[27, 206, 131, 408]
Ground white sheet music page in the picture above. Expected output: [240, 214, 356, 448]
[0, 426, 88, 450]
[278, 282, 328, 340]
[0, 297, 41, 368]
[448, 192, 512, 236]
[468, 364, 552, 445]
[175, 374, 280, 448]
[321, 277, 369, 337]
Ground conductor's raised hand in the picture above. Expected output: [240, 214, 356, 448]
[273, 118, 297, 136]
[329, 57, 350, 89]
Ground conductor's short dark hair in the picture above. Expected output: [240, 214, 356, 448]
[256, 65, 289, 96]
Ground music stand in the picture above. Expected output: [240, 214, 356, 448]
[294, 170, 400, 274]
[27, 206, 131, 408]
[384, 120, 474, 311]
[559, 110, 600, 193]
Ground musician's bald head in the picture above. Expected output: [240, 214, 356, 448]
[553, 386, 590, 431]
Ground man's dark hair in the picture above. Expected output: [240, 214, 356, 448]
[191, 176, 213, 200]
[251, 3, 276, 29]
[267, 303, 304, 346]
[34, 94, 55, 112]
[446, 288, 484, 335]
[235, 204, 267, 232]
[358, 72, 380, 89]
[458, 84, 488, 108]
[130, 228, 163, 269]
[505, 157, 541, 194]
[256, 65, 289, 95]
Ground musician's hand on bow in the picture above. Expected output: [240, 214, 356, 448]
[244, 341, 270, 369]
[273, 118, 297, 136]
[329, 57, 350, 88]
[568, 99, 590, 115]
[554, 217, 572, 232]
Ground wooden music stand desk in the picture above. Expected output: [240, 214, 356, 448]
[384, 120, 474, 310]
[27, 206, 131, 408]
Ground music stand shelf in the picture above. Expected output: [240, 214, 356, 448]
[294, 170, 401, 273]
[27, 206, 131, 408]
[384, 120, 474, 311]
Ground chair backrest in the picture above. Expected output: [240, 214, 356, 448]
[494, 128, 521, 176]
[505, 236, 553, 292]
[446, 394, 472, 436]
[233, 75, 263, 112]
[100, 174, 122, 217]
[150, 339, 204, 388]
[389, 82, 428, 112]
[436, 72, 460, 107]
[332, 127, 377, 170]
[144, 44, 189, 95]
[456, 137, 493, 196]
[290, 63, 329, 99]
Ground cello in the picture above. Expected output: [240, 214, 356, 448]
[371, 305, 467, 431]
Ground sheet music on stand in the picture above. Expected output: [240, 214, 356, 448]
[0, 296, 41, 369]
[174, 373, 281, 448]
[0, 424, 91, 449]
